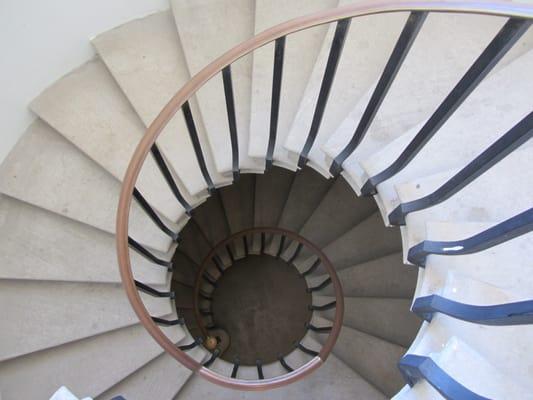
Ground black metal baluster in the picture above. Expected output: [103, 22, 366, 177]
[256, 359, 264, 380]
[128, 237, 172, 269]
[309, 301, 336, 311]
[278, 356, 294, 372]
[330, 12, 428, 176]
[150, 144, 192, 213]
[133, 188, 179, 241]
[276, 235, 286, 259]
[412, 294, 533, 325]
[297, 343, 319, 357]
[243, 235, 249, 256]
[307, 277, 332, 292]
[135, 280, 175, 298]
[203, 271, 218, 288]
[300, 258, 321, 277]
[266, 36, 286, 170]
[231, 357, 240, 378]
[222, 65, 240, 182]
[152, 316, 184, 326]
[389, 112, 533, 225]
[408, 207, 533, 266]
[361, 18, 532, 196]
[298, 18, 351, 168]
[212, 255, 226, 275]
[203, 349, 220, 368]
[178, 338, 203, 351]
[182, 101, 216, 193]
[260, 232, 266, 255]
[287, 243, 303, 264]
[305, 322, 333, 333]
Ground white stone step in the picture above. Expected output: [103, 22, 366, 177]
[170, 0, 263, 175]
[0, 280, 173, 362]
[316, 295, 420, 347]
[396, 145, 533, 254]
[417, 222, 533, 300]
[408, 336, 531, 399]
[248, 0, 338, 169]
[324, 14, 533, 189]
[176, 336, 385, 399]
[0, 194, 166, 284]
[0, 119, 173, 252]
[92, 11, 231, 196]
[283, 8, 409, 176]
[315, 252, 417, 298]
[361, 49, 533, 218]
[97, 336, 206, 400]
[312, 315, 406, 397]
[0, 323, 183, 400]
[30, 58, 191, 222]
[407, 274, 533, 393]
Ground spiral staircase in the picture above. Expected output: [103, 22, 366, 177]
[1, 1, 533, 399]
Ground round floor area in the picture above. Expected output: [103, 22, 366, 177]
[211, 254, 312, 365]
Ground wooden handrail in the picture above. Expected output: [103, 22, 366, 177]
[117, 0, 533, 390]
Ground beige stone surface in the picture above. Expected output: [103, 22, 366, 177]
[0, 119, 173, 252]
[93, 11, 231, 195]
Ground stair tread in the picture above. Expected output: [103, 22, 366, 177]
[317, 252, 417, 298]
[248, 0, 337, 168]
[93, 11, 229, 195]
[0, 323, 183, 399]
[362, 48, 533, 221]
[0, 119, 173, 252]
[397, 145, 533, 252]
[0, 280, 172, 362]
[316, 295, 421, 347]
[170, 0, 262, 174]
[311, 212, 402, 271]
[419, 222, 533, 300]
[177, 336, 386, 399]
[254, 166, 294, 227]
[313, 315, 406, 397]
[0, 194, 165, 284]
[297, 177, 376, 257]
[325, 14, 532, 190]
[30, 58, 189, 221]
[284, 8, 408, 176]
[219, 174, 255, 233]
[191, 192, 230, 246]
[277, 166, 332, 232]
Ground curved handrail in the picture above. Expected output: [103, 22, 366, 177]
[117, 0, 533, 390]
[192, 227, 344, 361]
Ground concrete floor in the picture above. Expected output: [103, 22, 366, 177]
[211, 254, 312, 365]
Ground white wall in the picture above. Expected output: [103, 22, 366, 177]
[0, 0, 169, 164]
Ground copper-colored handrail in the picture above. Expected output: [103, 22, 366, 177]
[117, 1, 533, 390]
[192, 227, 344, 358]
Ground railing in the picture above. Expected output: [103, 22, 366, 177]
[192, 227, 343, 381]
[116, 0, 533, 391]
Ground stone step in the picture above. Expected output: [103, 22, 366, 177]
[170, 0, 263, 175]
[254, 167, 294, 228]
[93, 11, 230, 196]
[324, 14, 533, 190]
[303, 212, 401, 272]
[313, 315, 406, 397]
[317, 295, 421, 347]
[284, 7, 408, 176]
[362, 49, 533, 220]
[315, 252, 417, 298]
[396, 145, 533, 254]
[219, 174, 256, 234]
[0, 119, 173, 252]
[30, 58, 191, 222]
[248, 0, 338, 169]
[277, 166, 333, 232]
[0, 280, 172, 362]
[0, 194, 165, 284]
[0, 323, 184, 399]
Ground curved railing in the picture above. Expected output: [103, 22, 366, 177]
[117, 0, 533, 391]
[191, 227, 343, 376]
